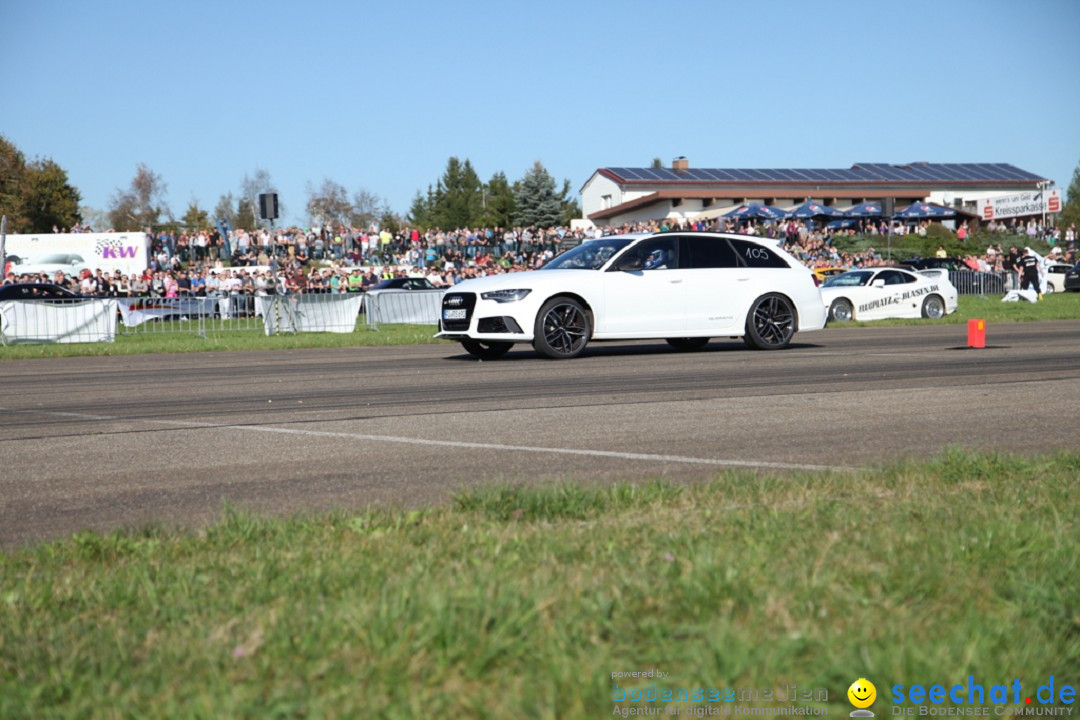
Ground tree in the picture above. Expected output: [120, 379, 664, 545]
[651, 157, 663, 169]
[431, 157, 483, 229]
[407, 186, 434, 229]
[379, 203, 402, 233]
[0, 136, 29, 230]
[0, 135, 82, 232]
[305, 178, 352, 227]
[513, 161, 564, 228]
[213, 192, 238, 228]
[181, 200, 210, 231]
[240, 168, 281, 228]
[23, 159, 82, 232]
[1059, 159, 1080, 232]
[350, 188, 382, 229]
[480, 171, 515, 229]
[558, 178, 581, 225]
[107, 163, 169, 231]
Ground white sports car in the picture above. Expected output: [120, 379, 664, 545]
[436, 231, 827, 359]
[820, 268, 958, 323]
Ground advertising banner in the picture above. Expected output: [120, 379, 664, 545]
[3, 232, 150, 277]
[978, 189, 1061, 221]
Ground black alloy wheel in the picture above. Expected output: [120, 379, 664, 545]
[533, 297, 590, 359]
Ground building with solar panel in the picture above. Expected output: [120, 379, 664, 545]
[581, 158, 1051, 227]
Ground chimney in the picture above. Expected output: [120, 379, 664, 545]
[672, 156, 689, 172]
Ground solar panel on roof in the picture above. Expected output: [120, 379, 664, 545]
[604, 162, 1044, 186]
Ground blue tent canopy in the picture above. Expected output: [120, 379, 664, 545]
[894, 202, 956, 219]
[787, 199, 842, 218]
[845, 201, 883, 217]
[825, 218, 860, 230]
[723, 202, 788, 220]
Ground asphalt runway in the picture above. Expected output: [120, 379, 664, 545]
[2, 321, 1079, 547]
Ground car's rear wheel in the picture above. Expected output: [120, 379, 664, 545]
[666, 337, 709, 351]
[1045, 282, 1056, 294]
[533, 297, 590, 359]
[744, 293, 796, 350]
[460, 340, 513, 359]
[921, 294, 946, 319]
[828, 298, 853, 323]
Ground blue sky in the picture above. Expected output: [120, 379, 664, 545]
[4, 0, 1079, 228]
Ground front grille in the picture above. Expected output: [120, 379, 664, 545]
[441, 292, 476, 331]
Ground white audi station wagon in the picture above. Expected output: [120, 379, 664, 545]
[436, 231, 827, 359]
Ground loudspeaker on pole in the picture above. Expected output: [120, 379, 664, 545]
[258, 193, 279, 221]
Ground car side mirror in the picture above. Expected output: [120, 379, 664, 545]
[871, 279, 885, 289]
[616, 255, 644, 272]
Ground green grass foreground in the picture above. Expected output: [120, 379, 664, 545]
[2, 452, 1078, 718]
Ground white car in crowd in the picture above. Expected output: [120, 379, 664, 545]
[1044, 262, 1073, 294]
[11, 253, 91, 278]
[436, 231, 827, 359]
[820, 267, 958, 323]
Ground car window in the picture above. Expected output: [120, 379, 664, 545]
[823, 271, 873, 287]
[685, 235, 739, 269]
[618, 237, 680, 271]
[728, 239, 790, 269]
[877, 270, 915, 285]
[544, 238, 635, 270]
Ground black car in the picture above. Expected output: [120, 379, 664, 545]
[0, 282, 86, 301]
[369, 277, 437, 291]
[899, 257, 967, 271]
[1064, 263, 1080, 292]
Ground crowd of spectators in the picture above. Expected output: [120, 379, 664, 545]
[4, 216, 1077, 298]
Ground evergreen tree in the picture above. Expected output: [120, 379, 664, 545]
[480, 171, 515, 229]
[407, 185, 434, 229]
[513, 161, 564, 228]
[558, 178, 581, 225]
[181, 200, 210, 231]
[432, 157, 483, 229]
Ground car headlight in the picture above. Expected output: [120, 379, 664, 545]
[480, 289, 532, 303]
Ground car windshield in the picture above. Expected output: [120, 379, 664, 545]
[823, 271, 874, 288]
[542, 238, 635, 270]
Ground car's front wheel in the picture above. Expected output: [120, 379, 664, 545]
[666, 337, 710, 351]
[460, 340, 513, 359]
[1045, 282, 1056, 294]
[921, 294, 946, 319]
[828, 298, 853, 323]
[744, 293, 796, 350]
[533, 297, 590, 359]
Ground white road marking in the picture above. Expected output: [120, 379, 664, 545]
[4, 407, 855, 473]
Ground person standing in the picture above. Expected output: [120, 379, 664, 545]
[1018, 247, 1041, 298]
[1006, 245, 1021, 290]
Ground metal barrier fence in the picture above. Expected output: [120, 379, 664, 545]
[0, 294, 371, 344]
[115, 294, 366, 336]
[949, 270, 1006, 295]
[364, 289, 444, 329]
[1, 298, 117, 345]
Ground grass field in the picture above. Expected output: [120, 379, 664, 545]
[2, 452, 1078, 718]
[1, 292, 1078, 361]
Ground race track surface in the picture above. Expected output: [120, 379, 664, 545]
[2, 321, 1078, 547]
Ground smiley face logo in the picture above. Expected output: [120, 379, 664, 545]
[848, 678, 877, 709]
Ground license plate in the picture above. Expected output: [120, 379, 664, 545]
[443, 309, 467, 320]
